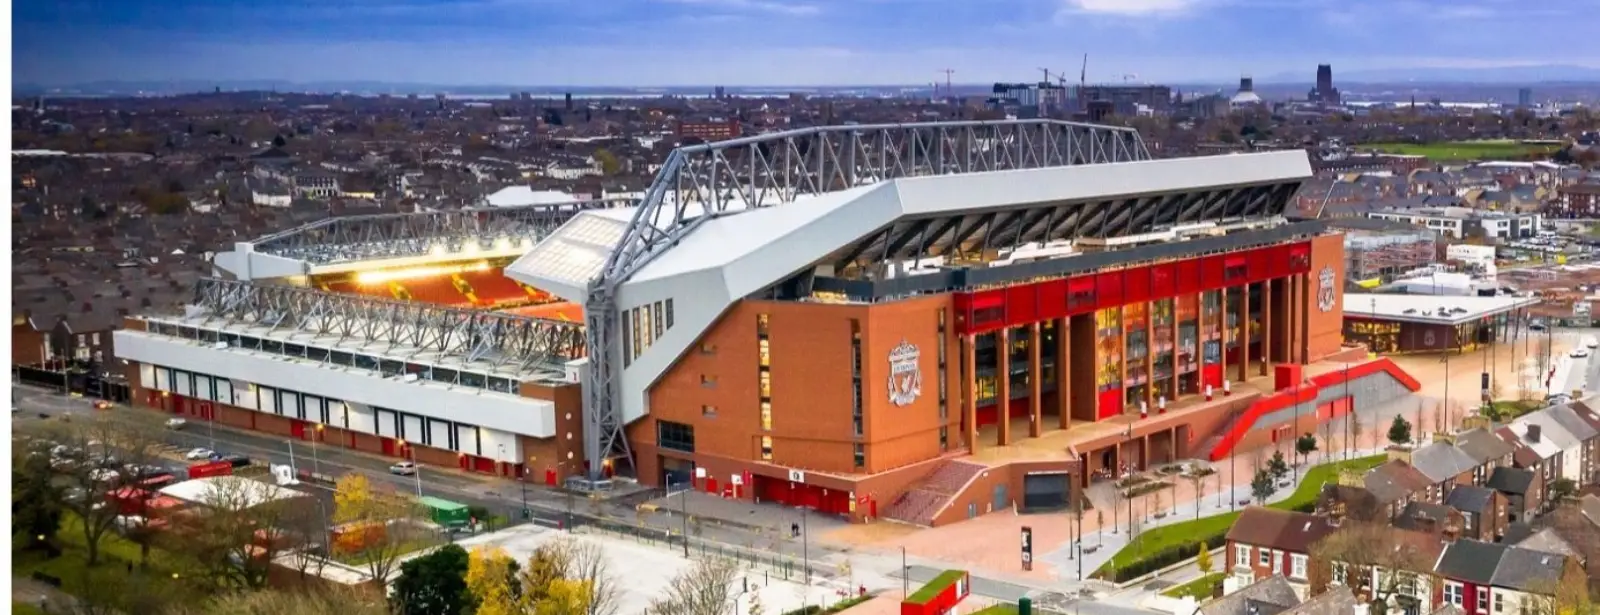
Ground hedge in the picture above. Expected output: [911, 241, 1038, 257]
[905, 570, 967, 604]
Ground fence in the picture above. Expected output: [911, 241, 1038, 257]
[14, 367, 130, 402]
[575, 518, 807, 581]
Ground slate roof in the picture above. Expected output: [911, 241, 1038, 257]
[1581, 494, 1600, 527]
[1395, 501, 1461, 534]
[1365, 460, 1433, 502]
[1445, 485, 1496, 515]
[1545, 404, 1600, 443]
[1514, 528, 1577, 558]
[1411, 442, 1480, 483]
[1487, 466, 1535, 496]
[1225, 507, 1341, 553]
[1281, 586, 1357, 615]
[1490, 547, 1568, 592]
[1200, 575, 1301, 615]
[1436, 540, 1508, 585]
[1454, 428, 1515, 465]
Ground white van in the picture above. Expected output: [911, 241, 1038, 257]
[1586, 336, 1598, 350]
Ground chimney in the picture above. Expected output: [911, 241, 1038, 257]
[1387, 445, 1414, 464]
[1338, 468, 1365, 487]
[1527, 424, 1542, 443]
[1462, 415, 1490, 431]
[1354, 604, 1371, 615]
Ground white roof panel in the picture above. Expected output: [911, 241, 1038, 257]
[503, 210, 632, 303]
[1343, 293, 1538, 326]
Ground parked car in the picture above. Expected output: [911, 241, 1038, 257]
[165, 418, 188, 430]
[1572, 348, 1591, 359]
[389, 461, 418, 476]
[92, 400, 112, 410]
[184, 448, 216, 461]
[219, 454, 251, 468]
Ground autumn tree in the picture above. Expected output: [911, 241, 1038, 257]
[591, 149, 621, 175]
[167, 476, 317, 591]
[649, 557, 739, 615]
[519, 537, 623, 615]
[332, 473, 424, 583]
[1197, 543, 1214, 576]
[468, 546, 523, 615]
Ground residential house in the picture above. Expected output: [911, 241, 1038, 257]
[1485, 466, 1542, 524]
[1323, 527, 1447, 615]
[1278, 586, 1360, 615]
[1550, 403, 1600, 486]
[1443, 485, 1508, 542]
[1452, 428, 1517, 486]
[1224, 507, 1341, 598]
[1498, 422, 1563, 515]
[1393, 501, 1466, 538]
[1364, 459, 1435, 518]
[1410, 442, 1481, 501]
[1205, 575, 1302, 615]
[1318, 484, 1387, 523]
[1435, 541, 1574, 615]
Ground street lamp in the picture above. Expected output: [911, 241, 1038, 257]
[399, 439, 422, 497]
[667, 475, 690, 557]
[312, 424, 324, 478]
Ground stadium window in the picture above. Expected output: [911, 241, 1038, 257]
[702, 405, 717, 417]
[853, 443, 865, 468]
[665, 299, 675, 329]
[459, 371, 485, 389]
[306, 346, 329, 363]
[757, 313, 769, 337]
[701, 375, 717, 387]
[700, 343, 717, 355]
[939, 426, 948, 451]
[653, 302, 664, 339]
[759, 371, 771, 398]
[758, 339, 771, 367]
[760, 436, 773, 460]
[379, 359, 404, 377]
[760, 401, 772, 431]
[355, 354, 379, 371]
[284, 343, 306, 358]
[622, 317, 633, 367]
[657, 421, 695, 453]
[262, 339, 284, 354]
[641, 308, 654, 349]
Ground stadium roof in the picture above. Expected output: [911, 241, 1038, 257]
[509, 150, 1312, 305]
[214, 200, 629, 280]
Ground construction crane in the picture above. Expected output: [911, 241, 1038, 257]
[937, 69, 955, 97]
[1079, 54, 1089, 112]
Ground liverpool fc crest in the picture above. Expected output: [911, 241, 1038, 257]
[1317, 266, 1337, 313]
[888, 341, 922, 407]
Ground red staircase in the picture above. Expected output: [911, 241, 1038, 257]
[1204, 358, 1420, 461]
[883, 460, 987, 527]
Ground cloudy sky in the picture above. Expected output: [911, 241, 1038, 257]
[13, 0, 1599, 86]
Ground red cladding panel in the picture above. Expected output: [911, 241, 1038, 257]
[1039, 280, 1068, 321]
[1097, 388, 1123, 420]
[1151, 263, 1177, 297]
[1201, 255, 1227, 290]
[1289, 244, 1312, 274]
[1007, 285, 1038, 324]
[1095, 271, 1124, 309]
[1066, 277, 1098, 315]
[1124, 265, 1152, 304]
[1176, 259, 1202, 294]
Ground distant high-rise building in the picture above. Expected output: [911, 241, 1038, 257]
[1518, 87, 1533, 108]
[564, 92, 574, 111]
[1307, 64, 1340, 104]
[714, 86, 726, 99]
[1231, 76, 1263, 108]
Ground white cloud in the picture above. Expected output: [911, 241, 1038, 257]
[1060, 0, 1200, 16]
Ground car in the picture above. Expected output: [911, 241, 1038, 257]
[92, 400, 112, 410]
[1530, 322, 1548, 332]
[219, 454, 251, 468]
[165, 418, 188, 430]
[184, 448, 216, 461]
[1586, 336, 1598, 349]
[389, 461, 418, 476]
[1572, 348, 1590, 359]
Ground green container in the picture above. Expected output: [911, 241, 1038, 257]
[1018, 597, 1032, 615]
[418, 496, 471, 527]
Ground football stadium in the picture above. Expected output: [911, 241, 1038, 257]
[113, 119, 1421, 527]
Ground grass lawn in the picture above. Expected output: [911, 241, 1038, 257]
[906, 570, 966, 604]
[1162, 572, 1226, 600]
[12, 602, 48, 615]
[1484, 400, 1543, 422]
[1362, 140, 1560, 161]
[12, 512, 194, 604]
[1097, 455, 1385, 578]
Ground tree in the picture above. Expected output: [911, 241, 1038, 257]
[1251, 469, 1277, 505]
[592, 149, 621, 175]
[1196, 543, 1214, 576]
[1349, 410, 1365, 455]
[1186, 473, 1207, 520]
[1549, 478, 1578, 504]
[1388, 415, 1413, 446]
[392, 543, 471, 615]
[468, 546, 521, 615]
[12, 449, 64, 546]
[170, 476, 311, 591]
[1296, 433, 1319, 464]
[649, 558, 738, 615]
[518, 537, 623, 615]
[747, 590, 767, 615]
[332, 473, 424, 583]
[45, 414, 165, 566]
[1309, 524, 1445, 612]
[1268, 451, 1291, 482]
[1096, 510, 1105, 545]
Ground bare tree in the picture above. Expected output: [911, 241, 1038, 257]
[1349, 409, 1365, 455]
[648, 558, 739, 615]
[43, 414, 166, 566]
[163, 587, 389, 615]
[167, 476, 309, 591]
[1186, 473, 1206, 520]
[1309, 524, 1439, 613]
[1320, 413, 1337, 464]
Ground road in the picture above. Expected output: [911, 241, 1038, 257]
[10, 385, 840, 557]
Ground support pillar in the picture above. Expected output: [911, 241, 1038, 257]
[1238, 283, 1251, 383]
[1169, 302, 1180, 403]
[1117, 308, 1128, 417]
[1261, 278, 1274, 372]
[1057, 317, 1072, 430]
[997, 328, 1013, 446]
[1219, 287, 1231, 387]
[1285, 276, 1297, 365]
[1300, 273, 1312, 364]
[1029, 322, 1043, 438]
[1145, 302, 1156, 410]
[963, 334, 978, 452]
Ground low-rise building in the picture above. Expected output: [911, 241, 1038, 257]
[1225, 507, 1341, 598]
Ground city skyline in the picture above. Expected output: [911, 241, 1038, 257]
[14, 0, 1600, 87]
